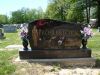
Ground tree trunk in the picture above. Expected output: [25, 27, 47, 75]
[88, 0, 91, 23]
[86, 0, 89, 24]
[60, 6, 65, 21]
[97, 0, 100, 27]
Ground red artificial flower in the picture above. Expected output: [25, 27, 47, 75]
[36, 20, 46, 28]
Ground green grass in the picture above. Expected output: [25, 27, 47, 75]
[0, 50, 18, 75]
[87, 29, 100, 67]
[0, 30, 21, 48]
[88, 35, 100, 50]
[88, 29, 100, 53]
[0, 30, 20, 75]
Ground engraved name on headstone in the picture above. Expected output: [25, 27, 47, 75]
[28, 19, 81, 50]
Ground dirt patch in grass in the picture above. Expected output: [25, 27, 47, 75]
[13, 61, 56, 75]
[12, 59, 100, 75]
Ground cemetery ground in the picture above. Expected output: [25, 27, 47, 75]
[0, 29, 100, 75]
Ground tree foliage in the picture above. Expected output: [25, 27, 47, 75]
[46, 0, 98, 24]
[0, 15, 8, 24]
[0, 0, 98, 25]
[46, 0, 70, 21]
[46, 0, 85, 22]
[10, 8, 44, 24]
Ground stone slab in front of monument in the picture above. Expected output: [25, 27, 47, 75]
[19, 19, 93, 59]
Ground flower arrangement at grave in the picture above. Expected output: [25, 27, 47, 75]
[81, 24, 93, 49]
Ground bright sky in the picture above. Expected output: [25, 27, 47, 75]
[0, 0, 48, 16]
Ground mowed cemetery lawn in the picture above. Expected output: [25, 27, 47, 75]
[0, 29, 100, 75]
[0, 30, 21, 48]
[0, 30, 21, 75]
[88, 29, 100, 67]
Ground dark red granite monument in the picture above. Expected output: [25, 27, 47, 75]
[19, 19, 91, 59]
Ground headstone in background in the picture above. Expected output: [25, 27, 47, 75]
[16, 24, 21, 29]
[20, 23, 28, 28]
[0, 24, 3, 28]
[0, 28, 5, 39]
[89, 19, 97, 27]
[3, 25, 17, 33]
[98, 27, 100, 32]
[19, 19, 92, 59]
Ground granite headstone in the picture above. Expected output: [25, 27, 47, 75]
[19, 19, 91, 59]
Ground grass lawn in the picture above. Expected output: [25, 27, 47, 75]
[0, 50, 17, 75]
[88, 29, 100, 67]
[0, 30, 21, 49]
[0, 29, 100, 75]
[0, 30, 21, 75]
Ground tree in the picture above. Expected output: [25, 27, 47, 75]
[67, 5, 84, 23]
[65, 0, 85, 22]
[11, 9, 24, 23]
[89, 0, 100, 27]
[46, 0, 88, 22]
[97, 0, 100, 27]
[0, 14, 8, 24]
[46, 0, 70, 21]
[36, 7, 44, 19]
[24, 9, 37, 22]
[10, 7, 45, 24]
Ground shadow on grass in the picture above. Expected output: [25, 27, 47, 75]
[27, 58, 100, 69]
[28, 61, 91, 69]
